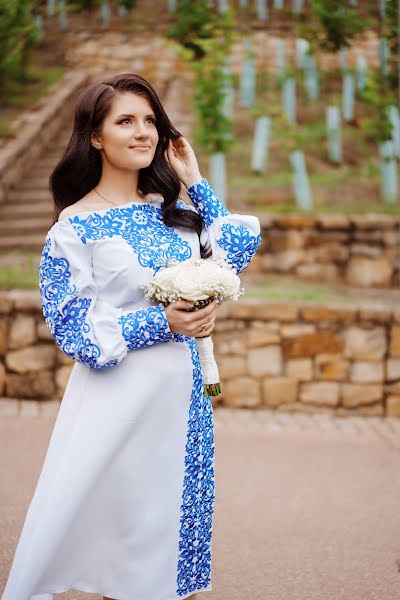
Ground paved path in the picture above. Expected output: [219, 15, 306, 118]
[1, 406, 400, 600]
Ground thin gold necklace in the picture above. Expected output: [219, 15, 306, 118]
[94, 187, 141, 207]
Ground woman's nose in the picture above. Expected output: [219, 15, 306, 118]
[134, 122, 149, 138]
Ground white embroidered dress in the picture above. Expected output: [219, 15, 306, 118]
[1, 178, 261, 600]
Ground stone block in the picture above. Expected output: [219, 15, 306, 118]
[273, 214, 316, 228]
[223, 376, 261, 408]
[299, 382, 340, 406]
[266, 250, 306, 272]
[350, 361, 384, 383]
[9, 290, 42, 312]
[283, 331, 342, 359]
[218, 355, 247, 379]
[301, 305, 356, 323]
[350, 214, 397, 229]
[386, 395, 400, 417]
[215, 332, 248, 356]
[316, 214, 350, 229]
[9, 314, 36, 350]
[229, 302, 298, 322]
[6, 344, 56, 374]
[358, 305, 392, 324]
[247, 328, 280, 348]
[248, 346, 282, 377]
[0, 361, 5, 395]
[0, 319, 6, 357]
[386, 359, 400, 382]
[341, 383, 382, 407]
[295, 263, 339, 281]
[281, 324, 316, 337]
[335, 403, 384, 417]
[346, 256, 392, 287]
[55, 346, 74, 366]
[213, 319, 246, 333]
[55, 365, 74, 395]
[0, 293, 13, 314]
[262, 376, 298, 407]
[285, 358, 313, 381]
[314, 353, 348, 381]
[309, 242, 349, 263]
[6, 370, 55, 399]
[389, 326, 400, 357]
[344, 326, 386, 360]
[266, 229, 305, 251]
[37, 320, 53, 341]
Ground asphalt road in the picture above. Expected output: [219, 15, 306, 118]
[1, 409, 400, 600]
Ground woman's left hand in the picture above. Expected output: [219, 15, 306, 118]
[166, 137, 203, 189]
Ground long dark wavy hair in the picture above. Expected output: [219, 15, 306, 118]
[49, 73, 211, 258]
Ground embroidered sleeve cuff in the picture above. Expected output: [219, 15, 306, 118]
[118, 304, 174, 351]
[186, 177, 230, 228]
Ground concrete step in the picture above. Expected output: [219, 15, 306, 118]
[0, 217, 53, 236]
[17, 178, 51, 192]
[7, 189, 53, 203]
[0, 234, 47, 252]
[0, 202, 53, 218]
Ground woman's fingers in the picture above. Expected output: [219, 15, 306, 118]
[190, 300, 218, 324]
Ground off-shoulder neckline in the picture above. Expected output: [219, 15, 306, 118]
[49, 196, 192, 232]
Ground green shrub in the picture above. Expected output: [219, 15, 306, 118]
[0, 0, 38, 90]
[300, 0, 369, 52]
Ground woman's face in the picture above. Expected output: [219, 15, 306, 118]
[91, 91, 159, 172]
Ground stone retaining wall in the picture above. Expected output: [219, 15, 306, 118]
[251, 213, 400, 288]
[0, 291, 399, 418]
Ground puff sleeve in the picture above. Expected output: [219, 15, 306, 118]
[38, 220, 174, 370]
[184, 177, 262, 273]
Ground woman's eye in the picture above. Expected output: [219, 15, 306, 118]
[119, 117, 155, 125]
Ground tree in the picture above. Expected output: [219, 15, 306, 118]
[0, 0, 38, 93]
[300, 0, 369, 53]
[167, 0, 222, 60]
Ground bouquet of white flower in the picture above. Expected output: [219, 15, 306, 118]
[140, 257, 244, 398]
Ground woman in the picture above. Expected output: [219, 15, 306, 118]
[1, 73, 261, 600]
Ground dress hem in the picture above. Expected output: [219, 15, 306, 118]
[28, 583, 213, 600]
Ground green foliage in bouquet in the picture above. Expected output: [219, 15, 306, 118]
[0, 0, 38, 91]
[300, 0, 369, 53]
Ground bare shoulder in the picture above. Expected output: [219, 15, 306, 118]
[57, 192, 101, 222]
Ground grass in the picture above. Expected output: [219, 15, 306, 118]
[240, 273, 400, 305]
[0, 252, 39, 290]
[245, 284, 352, 303]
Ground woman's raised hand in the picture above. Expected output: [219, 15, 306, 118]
[166, 137, 203, 189]
[164, 299, 219, 338]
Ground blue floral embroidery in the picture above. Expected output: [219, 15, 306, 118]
[217, 223, 262, 273]
[186, 178, 229, 228]
[177, 338, 215, 596]
[118, 305, 173, 349]
[68, 204, 192, 272]
[39, 237, 117, 369]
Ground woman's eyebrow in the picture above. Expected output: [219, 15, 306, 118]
[116, 113, 156, 119]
